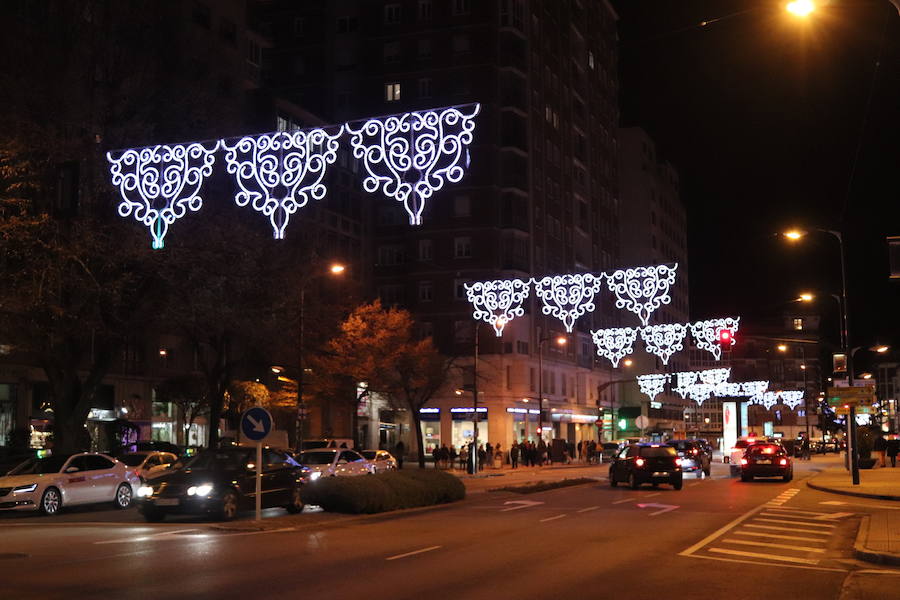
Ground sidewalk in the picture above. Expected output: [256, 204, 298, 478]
[806, 462, 900, 566]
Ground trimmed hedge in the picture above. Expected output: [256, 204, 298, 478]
[300, 469, 466, 514]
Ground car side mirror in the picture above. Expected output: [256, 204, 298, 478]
[65, 466, 79, 473]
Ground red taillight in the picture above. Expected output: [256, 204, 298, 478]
[635, 457, 646, 468]
[740, 458, 748, 465]
[779, 458, 788, 466]
[692, 449, 698, 455]
[675, 458, 682, 466]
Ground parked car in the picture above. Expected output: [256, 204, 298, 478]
[117, 451, 180, 481]
[600, 443, 620, 462]
[360, 450, 398, 473]
[0, 452, 140, 515]
[666, 439, 711, 477]
[608, 443, 683, 490]
[297, 449, 373, 477]
[739, 443, 793, 482]
[136, 447, 306, 522]
[300, 438, 355, 451]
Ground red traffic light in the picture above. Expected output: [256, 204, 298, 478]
[718, 328, 733, 344]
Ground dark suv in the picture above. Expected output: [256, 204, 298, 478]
[667, 439, 711, 477]
[609, 444, 683, 490]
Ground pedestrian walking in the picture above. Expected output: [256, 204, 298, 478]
[485, 442, 494, 468]
[395, 440, 405, 469]
[449, 445, 458, 469]
[510, 442, 520, 469]
[875, 435, 887, 468]
[887, 438, 899, 468]
[459, 445, 469, 470]
[478, 444, 486, 471]
[432, 445, 441, 468]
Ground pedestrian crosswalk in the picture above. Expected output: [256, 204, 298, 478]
[766, 488, 800, 506]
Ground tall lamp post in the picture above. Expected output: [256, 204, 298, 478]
[537, 330, 567, 444]
[294, 262, 345, 452]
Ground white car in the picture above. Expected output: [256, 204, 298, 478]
[0, 452, 141, 515]
[297, 449, 373, 479]
[727, 436, 769, 474]
[118, 451, 180, 481]
[361, 450, 398, 473]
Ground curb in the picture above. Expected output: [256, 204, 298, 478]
[806, 479, 900, 502]
[852, 514, 900, 567]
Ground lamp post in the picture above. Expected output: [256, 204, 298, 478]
[294, 263, 345, 452]
[537, 330, 567, 444]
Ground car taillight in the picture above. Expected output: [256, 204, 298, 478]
[692, 449, 698, 455]
[779, 458, 788, 466]
[635, 457, 646, 468]
[740, 458, 748, 465]
[675, 458, 682, 466]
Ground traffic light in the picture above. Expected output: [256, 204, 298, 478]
[718, 328, 733, 344]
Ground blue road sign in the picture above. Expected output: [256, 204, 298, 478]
[241, 407, 273, 442]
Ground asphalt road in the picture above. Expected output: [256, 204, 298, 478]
[1, 458, 898, 599]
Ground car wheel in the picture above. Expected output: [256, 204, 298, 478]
[704, 465, 711, 477]
[609, 470, 617, 487]
[285, 485, 304, 514]
[40, 487, 61, 515]
[113, 483, 133, 509]
[740, 472, 751, 482]
[672, 478, 683, 491]
[142, 508, 166, 522]
[629, 473, 639, 490]
[783, 472, 793, 482]
[219, 490, 238, 521]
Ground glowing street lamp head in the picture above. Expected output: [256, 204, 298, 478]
[786, 0, 815, 17]
[623, 358, 634, 367]
[875, 345, 890, 354]
[798, 293, 814, 302]
[555, 336, 567, 347]
[777, 344, 788, 353]
[330, 263, 346, 275]
[784, 229, 806, 241]
[270, 365, 284, 374]
[861, 372, 873, 380]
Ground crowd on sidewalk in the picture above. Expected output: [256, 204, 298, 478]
[422, 439, 603, 471]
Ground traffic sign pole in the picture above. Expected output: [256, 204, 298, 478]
[240, 407, 273, 522]
[255, 442, 262, 521]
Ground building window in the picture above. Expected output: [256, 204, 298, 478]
[384, 4, 402, 25]
[419, 281, 433, 302]
[378, 285, 404, 305]
[453, 195, 471, 217]
[506, 366, 512, 390]
[383, 42, 401, 63]
[418, 0, 432, 20]
[220, 19, 237, 45]
[517, 341, 529, 355]
[793, 318, 804, 331]
[454, 236, 472, 258]
[452, 34, 470, 54]
[418, 239, 433, 261]
[336, 16, 358, 33]
[454, 279, 467, 300]
[293, 17, 305, 37]
[454, 321, 474, 343]
[418, 77, 432, 98]
[417, 39, 432, 59]
[588, 51, 595, 70]
[192, 2, 211, 28]
[453, 0, 471, 15]
[376, 244, 404, 265]
[385, 82, 401, 102]
[247, 39, 262, 67]
[419, 321, 434, 339]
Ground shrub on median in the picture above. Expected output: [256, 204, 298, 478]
[300, 469, 465, 514]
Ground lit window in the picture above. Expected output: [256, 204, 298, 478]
[588, 51, 595, 70]
[793, 318, 804, 331]
[384, 82, 401, 102]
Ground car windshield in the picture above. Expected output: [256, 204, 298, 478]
[640, 446, 677, 457]
[183, 450, 252, 471]
[118, 454, 149, 467]
[8, 455, 73, 475]
[361, 451, 377, 460]
[298, 451, 335, 465]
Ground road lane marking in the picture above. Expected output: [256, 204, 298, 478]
[734, 531, 828, 542]
[688, 482, 702, 487]
[500, 500, 545, 512]
[679, 553, 846, 573]
[637, 503, 679, 516]
[708, 547, 819, 565]
[821, 500, 900, 511]
[644, 492, 661, 498]
[385, 546, 442, 561]
[577, 506, 600, 513]
[94, 527, 296, 545]
[612, 497, 636, 504]
[95, 529, 199, 544]
[539, 514, 567, 523]
[721, 538, 825, 553]
[754, 518, 836, 529]
[764, 508, 833, 517]
[680, 504, 768, 556]
[744, 524, 829, 535]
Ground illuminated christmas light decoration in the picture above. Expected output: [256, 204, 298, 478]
[672, 371, 699, 399]
[464, 278, 531, 337]
[741, 381, 770, 399]
[687, 383, 716, 405]
[698, 368, 731, 387]
[689, 317, 741, 361]
[714, 382, 744, 397]
[637, 373, 670, 403]
[222, 127, 342, 239]
[779, 391, 805, 410]
[591, 327, 639, 368]
[535, 273, 605, 333]
[107, 142, 219, 249]
[756, 392, 780, 410]
[640, 323, 687, 365]
[346, 104, 480, 225]
[606, 264, 678, 326]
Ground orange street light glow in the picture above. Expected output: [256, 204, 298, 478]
[875, 345, 890, 353]
[798, 293, 814, 302]
[555, 336, 567, 346]
[784, 229, 805, 240]
[786, 0, 815, 17]
[777, 344, 788, 352]
[623, 358, 634, 367]
[330, 263, 346, 274]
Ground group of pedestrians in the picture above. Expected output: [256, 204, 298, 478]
[421, 438, 606, 470]
[874, 435, 900, 468]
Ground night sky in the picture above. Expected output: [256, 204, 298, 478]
[612, 0, 900, 350]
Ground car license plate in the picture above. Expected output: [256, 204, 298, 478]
[155, 498, 179, 507]
[756, 459, 771, 464]
[653, 471, 669, 476]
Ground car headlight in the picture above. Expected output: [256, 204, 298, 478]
[309, 471, 321, 481]
[187, 484, 213, 496]
[12, 483, 37, 493]
[137, 485, 154, 497]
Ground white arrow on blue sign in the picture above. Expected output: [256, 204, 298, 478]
[241, 407, 273, 442]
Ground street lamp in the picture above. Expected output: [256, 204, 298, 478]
[295, 262, 345, 452]
[786, 0, 816, 18]
[537, 331, 566, 443]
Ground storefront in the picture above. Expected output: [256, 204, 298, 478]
[418, 407, 441, 453]
[450, 407, 488, 449]
[507, 407, 540, 443]
[551, 410, 599, 443]
[0, 384, 17, 447]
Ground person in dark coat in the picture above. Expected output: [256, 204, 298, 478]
[510, 442, 520, 469]
[875, 435, 888, 468]
[395, 440, 405, 469]
[887, 439, 899, 468]
[477, 444, 486, 471]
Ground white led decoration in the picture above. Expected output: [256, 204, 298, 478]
[637, 373, 670, 403]
[779, 391, 805, 410]
[591, 327, 638, 368]
[222, 128, 342, 239]
[535, 273, 605, 333]
[672, 371, 698, 399]
[687, 383, 716, 405]
[346, 104, 480, 225]
[640, 323, 687, 365]
[714, 382, 744, 397]
[698, 368, 731, 386]
[107, 142, 219, 249]
[606, 264, 678, 326]
[741, 381, 770, 399]
[464, 278, 531, 337]
[689, 317, 740, 361]
[756, 391, 780, 410]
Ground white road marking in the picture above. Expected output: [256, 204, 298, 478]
[539, 514, 567, 523]
[94, 527, 296, 545]
[680, 553, 846, 573]
[637, 503, 679, 516]
[680, 501, 769, 556]
[644, 492, 662, 498]
[753, 518, 836, 529]
[765, 507, 833, 517]
[708, 547, 819, 565]
[577, 506, 600, 513]
[821, 500, 900, 511]
[612, 497, 636, 505]
[500, 500, 545, 512]
[734, 530, 828, 542]
[721, 538, 825, 553]
[744, 524, 829, 535]
[385, 545, 442, 561]
[95, 529, 200, 544]
[688, 482, 703, 487]
[814, 512, 854, 520]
